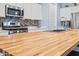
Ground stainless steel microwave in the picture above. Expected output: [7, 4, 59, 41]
[5, 4, 24, 17]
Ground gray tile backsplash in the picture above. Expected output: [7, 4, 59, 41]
[18, 19, 41, 27]
[0, 18, 41, 27]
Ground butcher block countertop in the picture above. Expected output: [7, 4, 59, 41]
[0, 29, 79, 56]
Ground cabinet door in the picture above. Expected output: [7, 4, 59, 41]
[23, 3, 32, 19]
[48, 4, 58, 30]
[0, 3, 5, 17]
[75, 13, 79, 28]
[31, 4, 42, 20]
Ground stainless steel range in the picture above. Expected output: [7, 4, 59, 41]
[1, 4, 27, 34]
[2, 18, 20, 27]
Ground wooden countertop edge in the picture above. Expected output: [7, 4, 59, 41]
[61, 41, 79, 56]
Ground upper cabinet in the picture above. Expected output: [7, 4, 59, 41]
[0, 3, 5, 17]
[23, 3, 32, 19]
[31, 3, 42, 20]
[23, 3, 42, 20]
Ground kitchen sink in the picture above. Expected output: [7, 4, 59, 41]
[47, 29, 66, 32]
[53, 29, 65, 32]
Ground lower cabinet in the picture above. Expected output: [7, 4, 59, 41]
[28, 26, 47, 32]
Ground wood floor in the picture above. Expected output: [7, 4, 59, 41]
[0, 29, 79, 56]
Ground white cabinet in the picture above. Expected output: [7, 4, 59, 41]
[48, 4, 57, 30]
[27, 26, 37, 32]
[27, 26, 47, 32]
[23, 3, 32, 19]
[23, 3, 42, 20]
[31, 4, 42, 20]
[41, 4, 61, 30]
[0, 3, 5, 17]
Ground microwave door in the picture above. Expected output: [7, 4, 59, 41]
[8, 8, 21, 16]
[7, 8, 16, 16]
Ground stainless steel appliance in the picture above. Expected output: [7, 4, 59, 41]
[2, 18, 20, 34]
[5, 4, 24, 17]
[2, 5, 27, 34]
[2, 18, 20, 26]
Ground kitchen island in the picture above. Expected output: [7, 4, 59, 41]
[0, 29, 79, 56]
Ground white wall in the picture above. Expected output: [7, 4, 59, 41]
[60, 6, 79, 21]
